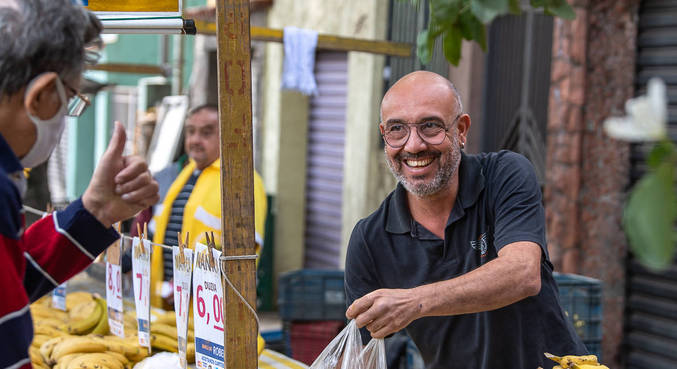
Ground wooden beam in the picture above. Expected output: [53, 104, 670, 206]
[86, 63, 166, 75]
[215, 1, 257, 369]
[85, 0, 179, 12]
[195, 20, 412, 57]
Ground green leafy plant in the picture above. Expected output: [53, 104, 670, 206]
[407, 0, 575, 65]
[604, 78, 677, 271]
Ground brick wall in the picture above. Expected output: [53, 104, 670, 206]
[545, 0, 640, 367]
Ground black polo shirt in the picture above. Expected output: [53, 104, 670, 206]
[345, 151, 587, 369]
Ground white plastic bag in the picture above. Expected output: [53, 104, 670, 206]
[310, 320, 365, 369]
[360, 338, 386, 369]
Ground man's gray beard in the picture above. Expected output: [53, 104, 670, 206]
[385, 140, 461, 198]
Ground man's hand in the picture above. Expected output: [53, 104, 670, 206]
[83, 121, 159, 228]
[346, 288, 421, 339]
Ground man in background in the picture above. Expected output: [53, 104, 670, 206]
[149, 104, 267, 308]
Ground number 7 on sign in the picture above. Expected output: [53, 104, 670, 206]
[136, 273, 143, 301]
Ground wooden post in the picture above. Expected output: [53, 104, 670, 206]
[215, 0, 257, 368]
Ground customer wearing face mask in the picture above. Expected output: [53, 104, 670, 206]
[0, 1, 159, 367]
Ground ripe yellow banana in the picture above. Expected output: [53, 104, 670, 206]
[67, 301, 102, 335]
[104, 351, 129, 366]
[65, 353, 124, 369]
[32, 334, 51, 348]
[29, 345, 44, 364]
[65, 291, 94, 311]
[55, 353, 81, 369]
[151, 333, 178, 352]
[40, 335, 68, 364]
[34, 324, 67, 337]
[153, 311, 194, 330]
[51, 336, 107, 362]
[31, 305, 69, 322]
[91, 298, 109, 335]
[97, 335, 148, 362]
[186, 342, 195, 363]
[544, 352, 603, 368]
[150, 323, 177, 340]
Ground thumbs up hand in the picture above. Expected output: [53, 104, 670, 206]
[82, 121, 159, 228]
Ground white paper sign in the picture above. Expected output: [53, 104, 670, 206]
[192, 242, 224, 369]
[51, 282, 67, 311]
[173, 246, 193, 369]
[132, 237, 152, 347]
[106, 261, 124, 337]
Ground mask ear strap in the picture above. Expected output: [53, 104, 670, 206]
[53, 77, 68, 108]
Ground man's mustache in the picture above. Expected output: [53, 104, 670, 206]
[395, 150, 441, 162]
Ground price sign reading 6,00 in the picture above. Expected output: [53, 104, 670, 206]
[195, 284, 224, 329]
[192, 242, 224, 369]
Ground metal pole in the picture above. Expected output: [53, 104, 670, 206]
[215, 0, 257, 368]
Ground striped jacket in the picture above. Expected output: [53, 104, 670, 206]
[0, 134, 118, 369]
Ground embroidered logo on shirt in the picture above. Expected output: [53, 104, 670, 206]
[470, 233, 488, 257]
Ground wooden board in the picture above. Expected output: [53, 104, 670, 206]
[85, 0, 179, 13]
[195, 21, 413, 57]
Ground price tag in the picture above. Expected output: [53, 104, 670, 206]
[173, 246, 193, 369]
[106, 234, 124, 338]
[131, 237, 151, 348]
[51, 282, 67, 311]
[192, 242, 224, 369]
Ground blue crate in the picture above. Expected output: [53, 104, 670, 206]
[553, 272, 602, 359]
[278, 269, 346, 321]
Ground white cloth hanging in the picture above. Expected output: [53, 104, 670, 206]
[281, 26, 319, 96]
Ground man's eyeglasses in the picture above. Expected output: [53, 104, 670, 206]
[381, 114, 460, 148]
[62, 81, 91, 117]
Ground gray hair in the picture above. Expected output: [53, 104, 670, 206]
[0, 0, 102, 99]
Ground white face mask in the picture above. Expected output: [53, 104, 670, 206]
[20, 76, 68, 168]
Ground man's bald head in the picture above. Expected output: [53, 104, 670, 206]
[381, 71, 463, 121]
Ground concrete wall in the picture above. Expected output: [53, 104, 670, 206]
[262, 0, 392, 279]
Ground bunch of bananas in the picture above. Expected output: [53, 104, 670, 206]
[29, 292, 197, 369]
[544, 353, 610, 369]
[126, 308, 196, 362]
[38, 334, 147, 369]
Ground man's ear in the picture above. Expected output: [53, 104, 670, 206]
[24, 72, 60, 120]
[457, 113, 471, 144]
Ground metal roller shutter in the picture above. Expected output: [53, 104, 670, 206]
[624, 1, 677, 368]
[303, 52, 348, 269]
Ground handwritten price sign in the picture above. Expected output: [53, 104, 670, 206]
[173, 246, 193, 369]
[192, 242, 224, 369]
[131, 237, 151, 347]
[106, 261, 124, 337]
